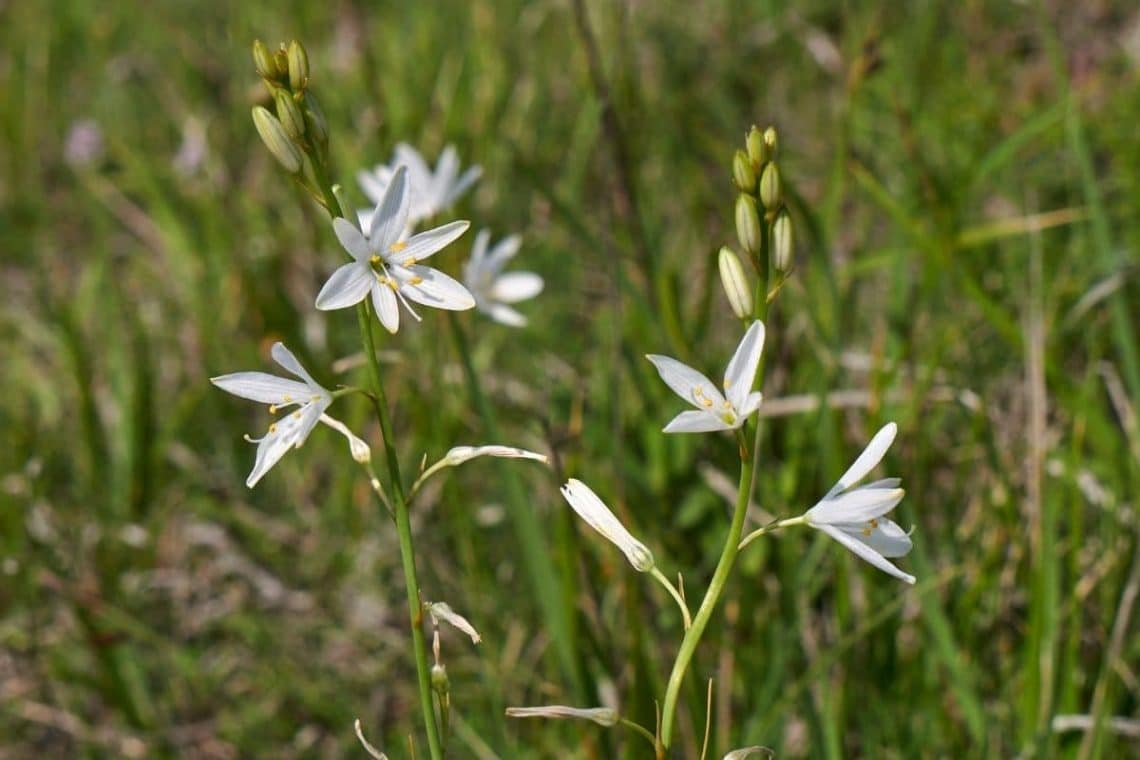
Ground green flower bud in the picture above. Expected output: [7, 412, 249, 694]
[732, 149, 756, 194]
[746, 125, 768, 168]
[735, 193, 763, 257]
[287, 40, 309, 92]
[273, 47, 289, 80]
[274, 90, 306, 140]
[759, 161, 781, 212]
[763, 126, 778, 155]
[771, 209, 793, 272]
[718, 246, 753, 319]
[302, 91, 328, 149]
[431, 663, 450, 695]
[252, 40, 278, 81]
[251, 106, 302, 173]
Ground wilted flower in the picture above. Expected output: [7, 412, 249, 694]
[425, 602, 481, 644]
[357, 142, 481, 231]
[505, 705, 619, 727]
[211, 343, 366, 487]
[315, 166, 475, 333]
[353, 719, 388, 760]
[561, 479, 654, 572]
[802, 422, 915, 584]
[723, 747, 774, 760]
[462, 229, 544, 327]
[647, 321, 765, 433]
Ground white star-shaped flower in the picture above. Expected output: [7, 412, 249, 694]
[802, 422, 915, 584]
[462, 229, 544, 327]
[357, 142, 481, 231]
[316, 166, 475, 333]
[646, 321, 765, 433]
[210, 343, 369, 487]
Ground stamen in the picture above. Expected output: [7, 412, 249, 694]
[268, 404, 277, 414]
[370, 254, 381, 265]
[692, 387, 715, 408]
[389, 241, 408, 253]
[403, 256, 416, 267]
[268, 423, 278, 433]
[292, 411, 302, 420]
[408, 275, 423, 285]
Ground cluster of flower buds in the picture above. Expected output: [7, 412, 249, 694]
[721, 125, 794, 317]
[250, 40, 333, 208]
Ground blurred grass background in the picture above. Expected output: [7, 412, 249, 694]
[3, 0, 1140, 757]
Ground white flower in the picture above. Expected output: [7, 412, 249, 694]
[723, 747, 773, 760]
[353, 719, 388, 760]
[357, 142, 481, 231]
[425, 601, 481, 644]
[505, 705, 619, 727]
[803, 422, 915, 584]
[210, 343, 366, 487]
[462, 229, 544, 327]
[561, 479, 654, 572]
[646, 320, 765, 433]
[443, 445, 548, 466]
[316, 166, 475, 333]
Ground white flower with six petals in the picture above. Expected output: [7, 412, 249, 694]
[462, 229, 544, 327]
[210, 343, 369, 487]
[357, 142, 481, 232]
[647, 321, 765, 433]
[802, 422, 915, 584]
[316, 166, 475, 333]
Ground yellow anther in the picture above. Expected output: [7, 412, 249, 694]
[389, 240, 407, 253]
[292, 411, 302, 420]
[268, 423, 278, 433]
[869, 518, 879, 528]
[282, 395, 292, 402]
[409, 275, 423, 285]
[268, 404, 278, 414]
[692, 387, 714, 408]
[403, 256, 416, 267]
[370, 254, 381, 265]
[861, 526, 873, 537]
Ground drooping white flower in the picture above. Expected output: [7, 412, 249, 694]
[802, 422, 915, 584]
[357, 142, 481, 231]
[210, 343, 367, 487]
[316, 166, 475, 333]
[462, 229, 544, 327]
[646, 320, 765, 433]
[425, 601, 482, 644]
[505, 705, 619, 727]
[353, 719, 388, 760]
[561, 479, 654, 572]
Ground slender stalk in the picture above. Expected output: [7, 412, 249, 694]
[651, 567, 693, 630]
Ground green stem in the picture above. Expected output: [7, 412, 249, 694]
[651, 567, 693, 630]
[737, 516, 805, 551]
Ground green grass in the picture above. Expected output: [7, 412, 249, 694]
[3, 0, 1140, 756]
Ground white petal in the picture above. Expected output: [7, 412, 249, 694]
[394, 143, 431, 193]
[398, 266, 476, 310]
[333, 217, 370, 261]
[444, 445, 548, 465]
[357, 167, 389, 205]
[818, 524, 915, 584]
[485, 302, 527, 327]
[319, 414, 371, 463]
[398, 220, 470, 262]
[646, 354, 725, 410]
[827, 422, 898, 498]
[370, 165, 410, 249]
[210, 372, 312, 405]
[484, 233, 522, 271]
[737, 391, 764, 417]
[354, 719, 388, 760]
[561, 479, 654, 572]
[356, 207, 374, 232]
[315, 262, 375, 310]
[425, 601, 482, 644]
[444, 165, 482, 207]
[856, 518, 913, 558]
[371, 282, 400, 333]
[723, 321, 765, 411]
[270, 342, 322, 389]
[490, 271, 544, 304]
[662, 409, 735, 434]
[804, 487, 905, 525]
[244, 401, 326, 488]
[433, 145, 460, 198]
[468, 228, 491, 267]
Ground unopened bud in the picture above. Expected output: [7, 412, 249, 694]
[252, 106, 302, 173]
[273, 47, 289, 80]
[287, 40, 309, 92]
[274, 90, 306, 140]
[745, 125, 768, 168]
[763, 126, 778, 155]
[771, 210, 793, 272]
[718, 247, 753, 319]
[431, 664, 449, 695]
[302, 92, 328, 149]
[735, 193, 763, 257]
[732, 149, 756, 194]
[252, 40, 278, 82]
[506, 705, 620, 727]
[759, 161, 781, 212]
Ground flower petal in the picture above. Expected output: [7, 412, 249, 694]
[444, 165, 482, 208]
[371, 282, 400, 333]
[484, 233, 521, 271]
[805, 487, 905, 525]
[468, 228, 491, 267]
[646, 354, 724, 409]
[737, 391, 764, 418]
[320, 413, 371, 463]
[333, 217, 370, 261]
[490, 271, 544, 304]
[826, 422, 898, 498]
[398, 220, 470, 262]
[484, 302, 527, 327]
[315, 262, 375, 311]
[723, 320, 765, 411]
[433, 144, 460, 197]
[370, 165, 410, 249]
[210, 372, 312, 405]
[398, 265, 476, 310]
[818, 524, 915, 584]
[856, 518, 913, 558]
[270, 342, 322, 389]
[561, 478, 654, 572]
[662, 409, 734, 434]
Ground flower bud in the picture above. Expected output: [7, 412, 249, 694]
[431, 663, 450, 695]
[763, 126, 778, 155]
[287, 40, 309, 92]
[732, 149, 756, 194]
[302, 92, 328, 149]
[273, 47, 289, 80]
[252, 40, 278, 81]
[506, 705, 620, 727]
[274, 90, 306, 140]
[251, 106, 302, 173]
[746, 125, 768, 168]
[771, 210, 793, 272]
[718, 246, 753, 319]
[759, 161, 781, 212]
[734, 193, 762, 257]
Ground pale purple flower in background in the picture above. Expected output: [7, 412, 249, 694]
[647, 321, 765, 433]
[357, 142, 481, 231]
[462, 229, 544, 327]
[316, 166, 474, 333]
